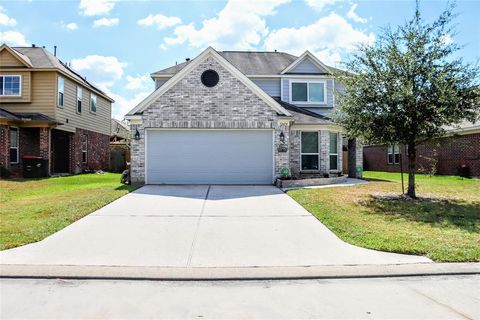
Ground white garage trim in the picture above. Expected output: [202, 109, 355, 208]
[145, 129, 275, 185]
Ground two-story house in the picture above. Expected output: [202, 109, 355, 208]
[0, 44, 113, 177]
[126, 47, 362, 184]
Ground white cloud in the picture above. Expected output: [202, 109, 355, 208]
[264, 12, 375, 66]
[346, 3, 367, 23]
[79, 0, 116, 16]
[71, 55, 127, 90]
[440, 34, 453, 45]
[0, 30, 29, 46]
[0, 5, 16, 26]
[163, 0, 290, 50]
[65, 22, 79, 30]
[109, 90, 151, 120]
[125, 74, 151, 90]
[305, 0, 342, 11]
[137, 14, 181, 30]
[93, 17, 119, 27]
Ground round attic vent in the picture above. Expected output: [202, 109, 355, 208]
[201, 70, 219, 87]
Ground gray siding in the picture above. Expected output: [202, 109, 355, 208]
[289, 58, 327, 74]
[251, 79, 281, 97]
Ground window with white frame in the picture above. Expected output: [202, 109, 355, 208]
[57, 76, 64, 107]
[301, 131, 319, 170]
[9, 127, 19, 164]
[291, 81, 326, 104]
[329, 132, 339, 170]
[90, 94, 97, 113]
[76, 86, 82, 113]
[0, 75, 21, 96]
[81, 134, 88, 163]
[387, 144, 401, 164]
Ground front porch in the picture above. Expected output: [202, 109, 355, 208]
[0, 108, 61, 178]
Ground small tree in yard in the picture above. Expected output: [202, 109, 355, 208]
[334, 2, 480, 198]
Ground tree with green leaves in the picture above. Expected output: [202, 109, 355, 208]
[334, 2, 479, 198]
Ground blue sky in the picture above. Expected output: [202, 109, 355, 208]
[1, 0, 479, 119]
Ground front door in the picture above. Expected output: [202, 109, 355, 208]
[52, 130, 70, 173]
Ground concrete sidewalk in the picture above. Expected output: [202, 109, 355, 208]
[0, 185, 431, 269]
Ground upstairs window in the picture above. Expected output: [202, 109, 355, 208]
[0, 75, 21, 96]
[57, 76, 64, 107]
[301, 131, 319, 170]
[329, 132, 339, 170]
[90, 94, 97, 113]
[9, 127, 19, 164]
[77, 87, 83, 113]
[388, 144, 401, 164]
[291, 81, 325, 104]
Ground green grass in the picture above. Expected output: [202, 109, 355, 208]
[288, 171, 480, 262]
[0, 173, 138, 250]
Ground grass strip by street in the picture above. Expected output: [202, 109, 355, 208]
[288, 171, 480, 262]
[0, 173, 137, 250]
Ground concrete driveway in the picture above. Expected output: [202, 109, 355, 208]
[0, 185, 431, 267]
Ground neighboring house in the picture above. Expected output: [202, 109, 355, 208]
[363, 121, 480, 177]
[0, 43, 113, 177]
[110, 118, 130, 173]
[111, 118, 130, 143]
[126, 47, 362, 184]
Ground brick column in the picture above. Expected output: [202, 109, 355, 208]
[319, 130, 329, 174]
[39, 127, 51, 175]
[0, 125, 9, 170]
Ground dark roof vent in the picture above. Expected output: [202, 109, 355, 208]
[201, 70, 219, 88]
[31, 44, 36, 48]
[185, 58, 190, 62]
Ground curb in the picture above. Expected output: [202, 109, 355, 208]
[1, 263, 479, 281]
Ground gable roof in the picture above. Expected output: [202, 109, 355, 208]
[280, 51, 332, 75]
[274, 98, 332, 125]
[126, 47, 292, 117]
[0, 44, 33, 68]
[151, 51, 342, 77]
[1, 45, 114, 102]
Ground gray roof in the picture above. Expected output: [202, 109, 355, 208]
[151, 51, 344, 77]
[0, 108, 60, 123]
[275, 99, 332, 125]
[11, 47, 112, 101]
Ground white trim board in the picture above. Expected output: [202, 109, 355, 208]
[127, 47, 292, 117]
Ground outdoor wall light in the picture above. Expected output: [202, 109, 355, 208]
[279, 131, 285, 143]
[134, 129, 140, 140]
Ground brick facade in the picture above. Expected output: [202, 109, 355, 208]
[131, 56, 284, 184]
[363, 133, 480, 177]
[0, 125, 9, 170]
[70, 128, 110, 173]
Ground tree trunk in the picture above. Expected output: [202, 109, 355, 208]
[407, 141, 417, 198]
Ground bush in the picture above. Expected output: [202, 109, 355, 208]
[0, 166, 11, 179]
[457, 165, 471, 178]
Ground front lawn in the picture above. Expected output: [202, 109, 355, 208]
[288, 171, 480, 262]
[0, 173, 137, 250]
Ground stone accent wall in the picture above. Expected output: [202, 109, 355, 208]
[131, 56, 283, 184]
[70, 128, 110, 173]
[363, 133, 480, 177]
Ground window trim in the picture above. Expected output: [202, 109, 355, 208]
[329, 132, 339, 171]
[9, 126, 19, 164]
[387, 144, 401, 165]
[81, 134, 88, 163]
[290, 80, 327, 104]
[76, 86, 83, 114]
[0, 75, 22, 97]
[57, 76, 64, 108]
[300, 131, 320, 171]
[90, 93, 97, 114]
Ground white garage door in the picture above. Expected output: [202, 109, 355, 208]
[146, 130, 274, 184]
